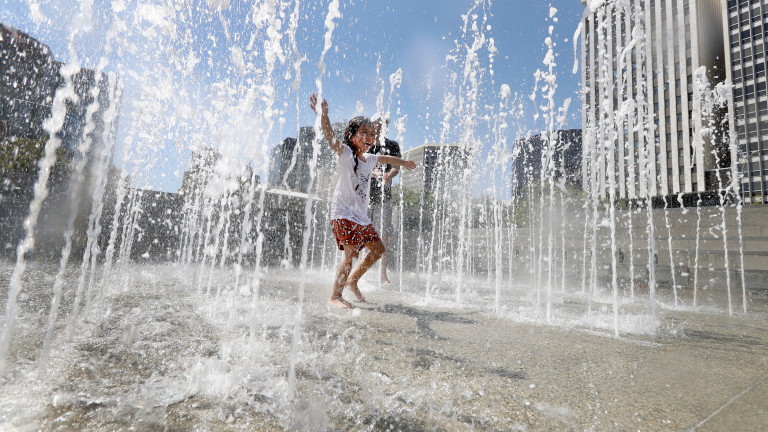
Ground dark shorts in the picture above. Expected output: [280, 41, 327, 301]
[331, 219, 381, 251]
[369, 201, 394, 237]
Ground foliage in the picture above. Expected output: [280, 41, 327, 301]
[0, 136, 46, 172]
[392, 185, 435, 209]
[0, 135, 74, 176]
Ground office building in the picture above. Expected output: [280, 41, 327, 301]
[268, 126, 316, 192]
[1, 23, 121, 256]
[581, 0, 727, 200]
[722, 0, 768, 204]
[268, 124, 340, 200]
[511, 129, 582, 198]
[1, 23, 61, 141]
[401, 143, 470, 197]
[1, 23, 120, 158]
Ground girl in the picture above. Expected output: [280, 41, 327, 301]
[309, 93, 416, 309]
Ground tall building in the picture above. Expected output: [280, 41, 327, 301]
[0, 23, 61, 141]
[268, 124, 340, 200]
[722, 0, 768, 204]
[401, 143, 470, 197]
[1, 23, 120, 157]
[581, 0, 727, 201]
[511, 129, 583, 198]
[0, 23, 122, 257]
[268, 127, 316, 192]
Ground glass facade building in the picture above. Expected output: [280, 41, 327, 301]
[723, 0, 768, 204]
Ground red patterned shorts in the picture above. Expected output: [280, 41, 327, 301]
[331, 219, 381, 251]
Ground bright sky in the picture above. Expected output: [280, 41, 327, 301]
[1, 0, 585, 196]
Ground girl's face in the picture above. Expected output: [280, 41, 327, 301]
[351, 123, 375, 153]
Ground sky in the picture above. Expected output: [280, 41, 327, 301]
[1, 0, 586, 196]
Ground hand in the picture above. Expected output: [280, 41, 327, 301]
[309, 93, 328, 115]
[383, 170, 398, 183]
[403, 160, 416, 171]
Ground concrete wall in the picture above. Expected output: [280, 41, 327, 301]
[384, 204, 768, 291]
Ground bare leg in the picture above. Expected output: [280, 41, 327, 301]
[330, 246, 358, 309]
[379, 235, 391, 285]
[347, 239, 385, 301]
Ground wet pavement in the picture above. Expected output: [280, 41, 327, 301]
[312, 282, 768, 431]
[0, 263, 766, 431]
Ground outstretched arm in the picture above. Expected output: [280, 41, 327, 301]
[378, 155, 416, 171]
[309, 93, 343, 155]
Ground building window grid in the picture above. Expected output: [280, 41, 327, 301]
[587, 1, 768, 200]
[758, 1, 768, 199]
[731, 1, 764, 200]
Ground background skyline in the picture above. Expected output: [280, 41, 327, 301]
[2, 0, 585, 196]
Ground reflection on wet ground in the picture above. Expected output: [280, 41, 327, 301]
[0, 262, 766, 430]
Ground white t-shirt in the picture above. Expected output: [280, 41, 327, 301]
[330, 144, 380, 225]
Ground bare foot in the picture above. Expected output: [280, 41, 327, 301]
[380, 278, 392, 286]
[347, 285, 367, 302]
[329, 297, 354, 309]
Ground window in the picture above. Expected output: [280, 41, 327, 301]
[744, 82, 754, 98]
[756, 62, 766, 77]
[747, 103, 756, 116]
[758, 100, 768, 115]
[755, 42, 764, 62]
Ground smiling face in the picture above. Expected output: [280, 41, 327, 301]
[351, 123, 375, 154]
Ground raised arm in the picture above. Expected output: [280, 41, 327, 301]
[377, 155, 416, 171]
[309, 93, 343, 155]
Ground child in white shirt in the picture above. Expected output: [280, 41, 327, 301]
[309, 93, 416, 309]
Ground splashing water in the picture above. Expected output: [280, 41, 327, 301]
[0, 0, 760, 429]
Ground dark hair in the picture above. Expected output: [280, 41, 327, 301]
[343, 115, 372, 173]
